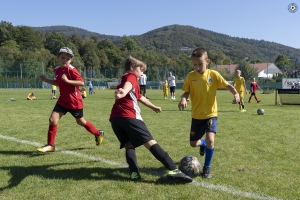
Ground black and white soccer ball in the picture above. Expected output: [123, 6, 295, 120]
[288, 3, 298, 13]
[257, 108, 265, 115]
[178, 155, 201, 178]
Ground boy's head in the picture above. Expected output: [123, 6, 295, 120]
[191, 47, 210, 73]
[57, 47, 73, 67]
[124, 56, 147, 72]
[236, 70, 241, 76]
[58, 47, 74, 57]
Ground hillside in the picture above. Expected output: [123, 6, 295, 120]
[32, 25, 300, 63]
[32, 25, 121, 42]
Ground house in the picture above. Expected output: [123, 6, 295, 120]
[212, 63, 282, 78]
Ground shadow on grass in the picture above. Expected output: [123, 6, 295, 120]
[0, 151, 190, 191]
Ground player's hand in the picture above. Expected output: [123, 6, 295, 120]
[115, 88, 125, 99]
[178, 99, 187, 110]
[152, 106, 162, 113]
[232, 94, 240, 104]
[61, 74, 69, 83]
[39, 74, 46, 81]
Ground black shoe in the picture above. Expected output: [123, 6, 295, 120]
[200, 146, 205, 156]
[202, 166, 212, 178]
[167, 169, 193, 183]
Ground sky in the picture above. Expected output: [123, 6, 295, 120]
[1, 0, 299, 49]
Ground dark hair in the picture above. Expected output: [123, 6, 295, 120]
[124, 56, 147, 72]
[191, 47, 208, 59]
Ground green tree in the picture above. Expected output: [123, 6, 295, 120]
[16, 26, 43, 50]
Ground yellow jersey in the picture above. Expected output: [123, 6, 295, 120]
[52, 85, 57, 90]
[233, 77, 245, 92]
[182, 69, 229, 119]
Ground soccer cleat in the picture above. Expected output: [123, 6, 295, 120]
[167, 169, 193, 183]
[202, 166, 212, 178]
[199, 146, 205, 156]
[130, 172, 141, 181]
[241, 109, 246, 112]
[257, 100, 261, 103]
[37, 144, 55, 152]
[95, 130, 104, 146]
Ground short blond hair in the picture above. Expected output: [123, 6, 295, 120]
[124, 56, 147, 72]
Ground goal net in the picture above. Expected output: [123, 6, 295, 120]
[275, 89, 300, 105]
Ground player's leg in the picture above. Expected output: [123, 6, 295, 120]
[189, 119, 206, 156]
[74, 110, 104, 145]
[37, 107, 64, 152]
[202, 118, 217, 178]
[239, 92, 246, 111]
[125, 143, 140, 181]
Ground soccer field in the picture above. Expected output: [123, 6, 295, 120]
[0, 89, 299, 199]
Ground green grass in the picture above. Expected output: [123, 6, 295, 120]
[0, 88, 299, 200]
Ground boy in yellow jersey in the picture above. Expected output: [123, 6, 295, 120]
[51, 79, 57, 99]
[178, 47, 240, 178]
[163, 79, 169, 99]
[233, 70, 247, 112]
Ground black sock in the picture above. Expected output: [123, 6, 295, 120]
[242, 105, 245, 109]
[126, 148, 139, 173]
[149, 144, 176, 170]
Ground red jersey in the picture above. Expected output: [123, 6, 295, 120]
[54, 65, 84, 109]
[110, 73, 143, 120]
[250, 82, 258, 93]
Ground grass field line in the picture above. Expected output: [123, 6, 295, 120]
[0, 134, 281, 200]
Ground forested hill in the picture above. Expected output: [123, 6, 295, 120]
[32, 24, 300, 63]
[32, 26, 121, 42]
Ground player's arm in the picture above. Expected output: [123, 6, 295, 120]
[115, 81, 132, 99]
[243, 80, 247, 94]
[139, 96, 162, 113]
[61, 74, 84, 86]
[257, 85, 263, 91]
[39, 75, 58, 86]
[226, 84, 240, 103]
[178, 92, 190, 110]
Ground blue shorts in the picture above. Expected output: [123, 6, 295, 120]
[190, 117, 217, 141]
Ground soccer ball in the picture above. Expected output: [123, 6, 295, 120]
[257, 108, 264, 115]
[178, 155, 201, 178]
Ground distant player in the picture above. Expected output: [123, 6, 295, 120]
[248, 78, 262, 103]
[233, 70, 247, 112]
[37, 47, 104, 152]
[168, 72, 176, 100]
[163, 79, 169, 99]
[51, 79, 57, 99]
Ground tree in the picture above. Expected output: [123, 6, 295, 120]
[15, 26, 43, 50]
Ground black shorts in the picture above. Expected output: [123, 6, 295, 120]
[110, 117, 154, 149]
[139, 85, 146, 93]
[250, 92, 256, 96]
[53, 103, 83, 118]
[170, 86, 176, 93]
[190, 117, 217, 141]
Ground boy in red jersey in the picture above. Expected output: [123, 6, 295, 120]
[178, 47, 240, 178]
[37, 47, 104, 152]
[110, 56, 192, 183]
[248, 78, 263, 103]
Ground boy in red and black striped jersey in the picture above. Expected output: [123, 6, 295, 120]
[37, 47, 104, 152]
[109, 56, 192, 183]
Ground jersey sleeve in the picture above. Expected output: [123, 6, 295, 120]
[182, 73, 191, 93]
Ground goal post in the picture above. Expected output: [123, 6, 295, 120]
[275, 89, 300, 105]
